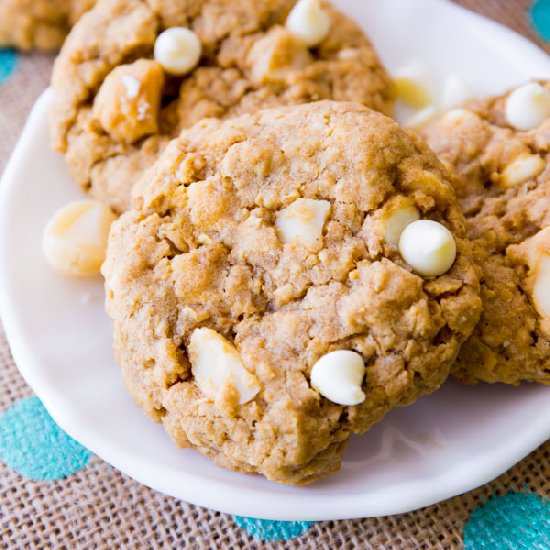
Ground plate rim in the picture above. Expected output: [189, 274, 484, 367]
[1, 0, 550, 521]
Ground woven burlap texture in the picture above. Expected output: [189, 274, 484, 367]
[0, 2, 549, 548]
[1, 328, 549, 549]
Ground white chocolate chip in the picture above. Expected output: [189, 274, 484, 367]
[441, 75, 473, 109]
[384, 204, 420, 246]
[188, 328, 260, 406]
[403, 105, 439, 130]
[394, 60, 433, 109]
[43, 200, 117, 277]
[399, 220, 456, 277]
[286, 0, 330, 47]
[310, 350, 366, 406]
[505, 83, 550, 131]
[154, 27, 201, 76]
[501, 154, 545, 188]
[275, 198, 330, 248]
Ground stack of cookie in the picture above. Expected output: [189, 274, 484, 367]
[18, 0, 550, 484]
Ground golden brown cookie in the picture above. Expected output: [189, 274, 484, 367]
[0, 0, 94, 50]
[421, 81, 550, 385]
[50, 0, 394, 213]
[102, 101, 481, 485]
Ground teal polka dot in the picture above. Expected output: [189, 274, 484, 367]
[233, 516, 315, 542]
[531, 0, 550, 41]
[464, 493, 550, 549]
[0, 397, 92, 480]
[0, 49, 19, 84]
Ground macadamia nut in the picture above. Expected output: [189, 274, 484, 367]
[384, 203, 420, 247]
[93, 59, 165, 144]
[394, 60, 433, 109]
[275, 198, 330, 248]
[43, 200, 117, 277]
[250, 28, 310, 85]
[500, 154, 545, 188]
[527, 227, 550, 320]
[188, 328, 260, 407]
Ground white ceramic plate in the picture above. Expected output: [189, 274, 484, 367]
[1, 0, 549, 522]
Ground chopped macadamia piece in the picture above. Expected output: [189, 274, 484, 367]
[275, 198, 330, 248]
[500, 154, 545, 188]
[43, 199, 117, 276]
[93, 59, 165, 143]
[527, 227, 550, 320]
[383, 201, 420, 247]
[394, 60, 433, 109]
[250, 28, 310, 85]
[188, 328, 260, 407]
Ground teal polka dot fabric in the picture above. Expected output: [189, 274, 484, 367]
[0, 397, 547, 545]
[0, 397, 91, 480]
[231, 493, 550, 543]
[0, 49, 18, 84]
[464, 493, 550, 550]
[531, 0, 550, 41]
[232, 516, 315, 541]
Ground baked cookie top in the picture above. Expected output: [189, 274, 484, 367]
[421, 81, 550, 385]
[50, 0, 394, 213]
[0, 0, 94, 50]
[103, 101, 481, 485]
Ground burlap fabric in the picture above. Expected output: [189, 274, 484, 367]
[0, 2, 548, 548]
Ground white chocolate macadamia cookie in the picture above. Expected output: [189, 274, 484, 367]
[51, 0, 394, 213]
[103, 101, 481, 485]
[422, 81, 550, 385]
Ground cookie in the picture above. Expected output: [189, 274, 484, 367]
[0, 0, 94, 50]
[421, 81, 550, 385]
[102, 101, 481, 484]
[50, 0, 394, 213]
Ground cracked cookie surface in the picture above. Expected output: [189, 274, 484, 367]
[50, 0, 394, 213]
[422, 82, 550, 385]
[103, 101, 481, 484]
